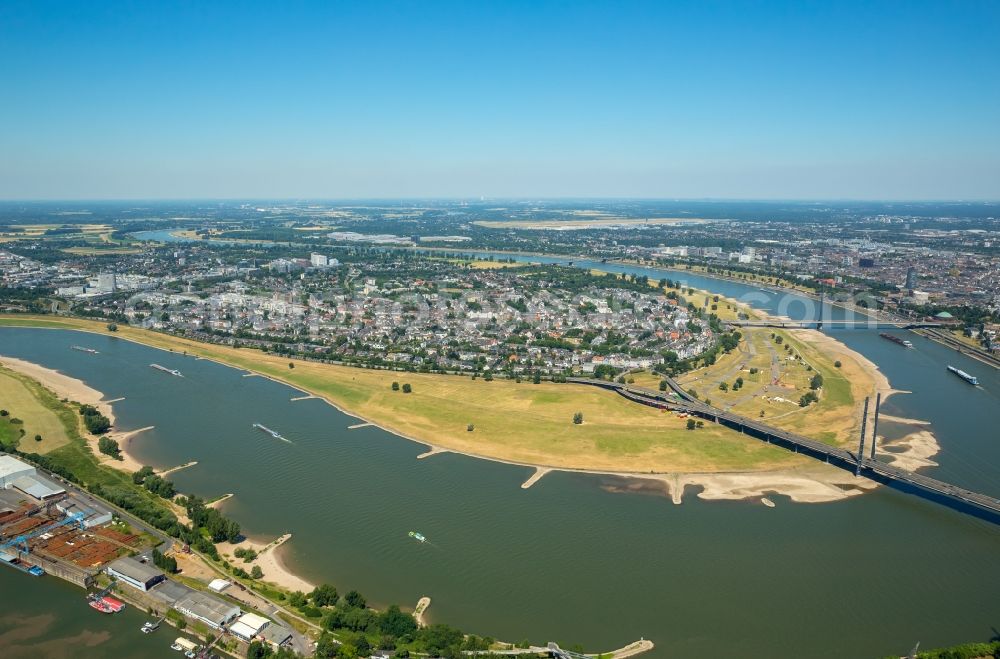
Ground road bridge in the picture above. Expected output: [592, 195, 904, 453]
[567, 378, 1000, 524]
[727, 320, 947, 330]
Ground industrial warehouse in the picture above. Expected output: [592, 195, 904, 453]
[1, 454, 297, 656]
[0, 455, 132, 583]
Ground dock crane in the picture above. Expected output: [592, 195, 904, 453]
[0, 511, 86, 556]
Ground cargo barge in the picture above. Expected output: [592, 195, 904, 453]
[947, 365, 979, 386]
[0, 550, 45, 576]
[879, 333, 913, 348]
[253, 423, 291, 443]
[150, 363, 183, 377]
[71, 345, 100, 354]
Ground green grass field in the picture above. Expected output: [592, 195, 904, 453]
[0, 367, 72, 453]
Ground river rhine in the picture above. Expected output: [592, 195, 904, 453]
[1, 256, 999, 658]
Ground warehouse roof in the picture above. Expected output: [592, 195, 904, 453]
[259, 623, 293, 646]
[235, 612, 270, 632]
[208, 578, 231, 592]
[11, 474, 65, 500]
[107, 556, 164, 583]
[175, 592, 240, 624]
[0, 455, 36, 481]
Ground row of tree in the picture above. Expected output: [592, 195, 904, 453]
[79, 403, 112, 434]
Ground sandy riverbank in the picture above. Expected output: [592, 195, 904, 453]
[0, 355, 317, 594]
[218, 533, 315, 594]
[0, 354, 150, 473]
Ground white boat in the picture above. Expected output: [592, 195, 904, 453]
[761, 497, 775, 508]
[408, 531, 427, 543]
[173, 638, 200, 654]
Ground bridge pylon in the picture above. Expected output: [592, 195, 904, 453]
[856, 396, 869, 476]
[870, 393, 881, 460]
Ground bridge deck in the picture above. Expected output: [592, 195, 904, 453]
[567, 377, 1000, 522]
[727, 320, 945, 329]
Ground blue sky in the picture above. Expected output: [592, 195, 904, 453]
[1, 1, 998, 200]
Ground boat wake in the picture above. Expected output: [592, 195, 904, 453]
[252, 423, 293, 444]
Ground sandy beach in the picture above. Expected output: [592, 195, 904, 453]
[218, 533, 315, 594]
[0, 354, 148, 473]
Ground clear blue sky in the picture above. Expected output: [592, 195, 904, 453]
[1, 1, 998, 200]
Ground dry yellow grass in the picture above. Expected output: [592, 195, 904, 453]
[0, 315, 805, 473]
[62, 246, 142, 255]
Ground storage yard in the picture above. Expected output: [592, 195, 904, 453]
[0, 457, 139, 578]
[1, 454, 302, 657]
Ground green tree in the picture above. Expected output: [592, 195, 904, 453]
[98, 436, 122, 459]
[573, 412, 583, 425]
[686, 418, 697, 430]
[344, 589, 367, 609]
[379, 604, 418, 637]
[106, 323, 118, 332]
[132, 465, 155, 484]
[152, 547, 178, 573]
[251, 565, 263, 579]
[247, 641, 271, 659]
[310, 583, 339, 607]
[391, 381, 400, 391]
[401, 383, 412, 393]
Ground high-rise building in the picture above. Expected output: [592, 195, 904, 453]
[310, 253, 329, 267]
[905, 266, 917, 291]
[97, 273, 117, 293]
